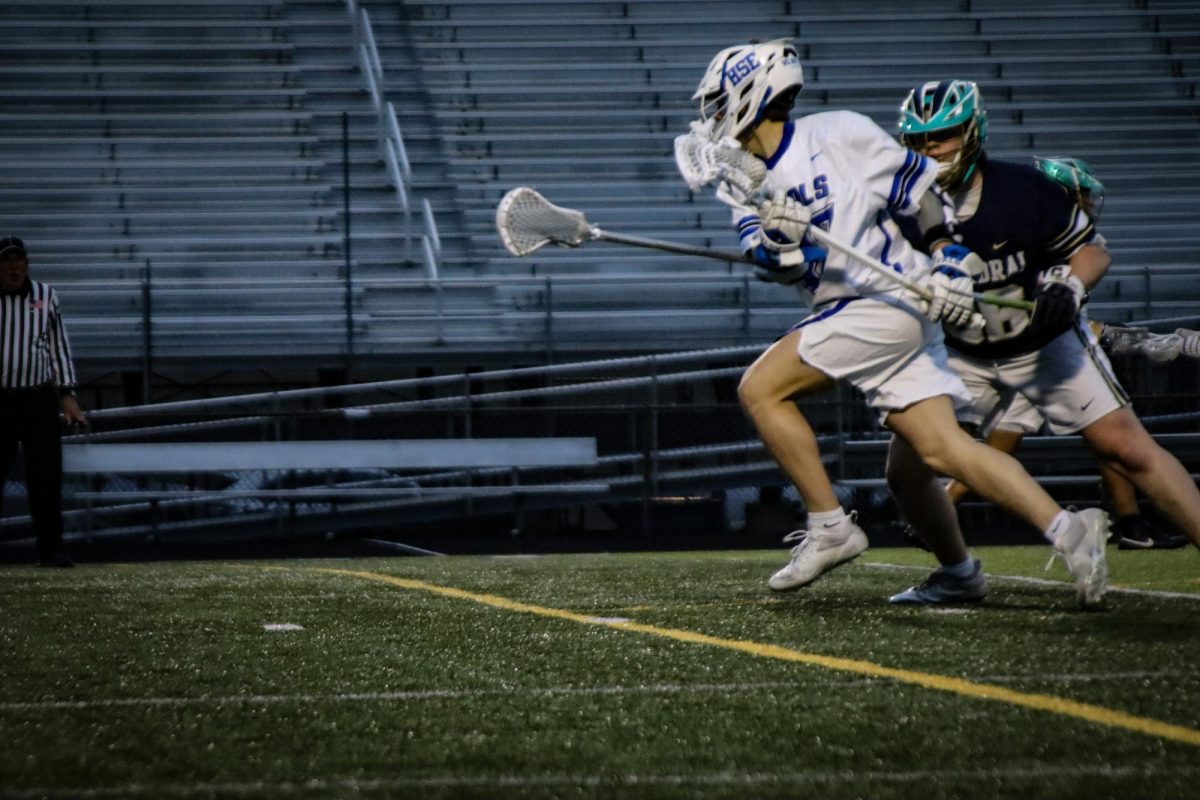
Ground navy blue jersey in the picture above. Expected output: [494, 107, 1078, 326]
[945, 155, 1097, 359]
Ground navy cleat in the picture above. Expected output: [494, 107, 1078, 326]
[889, 559, 987, 604]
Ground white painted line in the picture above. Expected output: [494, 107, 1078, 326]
[262, 623, 304, 632]
[2, 671, 1186, 714]
[0, 682, 797, 712]
[586, 616, 630, 624]
[7, 764, 1200, 798]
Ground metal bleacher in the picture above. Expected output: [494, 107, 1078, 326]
[2, 0, 1198, 368]
[0, 0, 429, 369]
[389, 0, 1200, 280]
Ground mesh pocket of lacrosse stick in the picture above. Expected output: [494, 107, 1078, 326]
[673, 131, 767, 201]
[496, 187, 594, 256]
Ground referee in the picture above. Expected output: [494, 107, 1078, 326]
[1, 236, 87, 567]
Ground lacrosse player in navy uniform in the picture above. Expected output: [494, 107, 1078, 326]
[939, 156, 1186, 550]
[891, 80, 1200, 601]
[679, 41, 1110, 607]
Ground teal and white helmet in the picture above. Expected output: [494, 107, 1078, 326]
[693, 39, 804, 142]
[898, 79, 987, 191]
[1034, 155, 1106, 219]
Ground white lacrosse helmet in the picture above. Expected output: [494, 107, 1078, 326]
[693, 39, 804, 142]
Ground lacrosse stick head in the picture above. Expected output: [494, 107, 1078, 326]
[673, 125, 767, 201]
[1099, 324, 1149, 355]
[496, 187, 594, 257]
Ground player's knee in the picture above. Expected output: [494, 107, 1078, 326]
[1088, 423, 1159, 475]
[737, 372, 771, 416]
[886, 444, 940, 492]
[907, 435, 963, 478]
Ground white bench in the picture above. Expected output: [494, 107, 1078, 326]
[43, 438, 605, 539]
[64, 439, 599, 475]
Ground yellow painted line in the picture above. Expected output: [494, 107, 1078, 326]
[309, 567, 1200, 749]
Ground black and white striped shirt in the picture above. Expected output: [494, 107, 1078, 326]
[1, 279, 77, 392]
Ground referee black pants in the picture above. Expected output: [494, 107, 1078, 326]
[0, 386, 65, 561]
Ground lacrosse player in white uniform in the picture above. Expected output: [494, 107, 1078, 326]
[681, 39, 1110, 607]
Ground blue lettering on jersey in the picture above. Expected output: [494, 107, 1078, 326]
[792, 205, 834, 293]
[724, 53, 761, 87]
[785, 174, 830, 206]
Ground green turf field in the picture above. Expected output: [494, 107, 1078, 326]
[2, 546, 1198, 799]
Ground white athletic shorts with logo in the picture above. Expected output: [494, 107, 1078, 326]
[949, 315, 1129, 436]
[793, 290, 972, 423]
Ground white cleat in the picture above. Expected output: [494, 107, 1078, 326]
[1047, 507, 1110, 609]
[768, 512, 869, 592]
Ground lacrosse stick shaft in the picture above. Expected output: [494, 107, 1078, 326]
[805, 227, 1034, 312]
[592, 228, 754, 264]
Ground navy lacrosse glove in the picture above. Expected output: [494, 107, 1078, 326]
[1029, 265, 1085, 339]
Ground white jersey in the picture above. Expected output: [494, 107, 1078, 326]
[728, 110, 938, 307]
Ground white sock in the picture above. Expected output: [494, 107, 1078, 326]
[1043, 510, 1073, 545]
[942, 557, 976, 578]
[808, 508, 850, 541]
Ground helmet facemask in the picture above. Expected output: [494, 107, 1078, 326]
[898, 80, 987, 193]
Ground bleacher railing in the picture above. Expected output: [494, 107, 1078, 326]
[17, 337, 1199, 543]
[346, 0, 440, 279]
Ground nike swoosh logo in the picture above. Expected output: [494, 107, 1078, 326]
[992, 240, 1009, 250]
[1081, 398, 1095, 411]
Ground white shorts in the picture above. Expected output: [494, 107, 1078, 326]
[795, 292, 972, 422]
[979, 390, 1044, 437]
[949, 317, 1129, 436]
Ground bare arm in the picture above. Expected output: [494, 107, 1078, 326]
[1068, 242, 1111, 291]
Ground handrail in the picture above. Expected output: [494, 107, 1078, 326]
[345, 0, 436, 275]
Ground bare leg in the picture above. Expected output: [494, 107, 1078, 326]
[1083, 407, 1200, 549]
[945, 428, 1025, 505]
[887, 433, 970, 564]
[1100, 460, 1140, 519]
[738, 330, 839, 512]
[886, 396, 1063, 539]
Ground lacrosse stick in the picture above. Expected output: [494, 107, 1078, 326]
[1099, 324, 1200, 362]
[673, 129, 1035, 314]
[496, 186, 753, 264]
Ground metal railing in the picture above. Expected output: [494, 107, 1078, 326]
[346, 0, 440, 278]
[5, 337, 1199, 541]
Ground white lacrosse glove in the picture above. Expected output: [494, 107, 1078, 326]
[757, 189, 811, 251]
[924, 244, 979, 327]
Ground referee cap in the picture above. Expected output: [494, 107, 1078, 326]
[0, 236, 26, 257]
